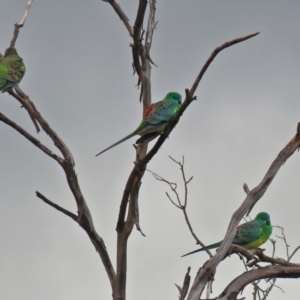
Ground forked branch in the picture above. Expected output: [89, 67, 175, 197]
[148, 157, 213, 257]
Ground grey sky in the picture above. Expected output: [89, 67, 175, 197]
[1, 1, 300, 299]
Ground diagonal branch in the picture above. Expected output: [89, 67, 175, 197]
[36, 191, 78, 221]
[0, 111, 62, 163]
[190, 32, 259, 96]
[104, 0, 133, 36]
[145, 32, 260, 164]
[187, 123, 300, 300]
[1, 102, 117, 289]
[9, 89, 40, 132]
[289, 246, 300, 261]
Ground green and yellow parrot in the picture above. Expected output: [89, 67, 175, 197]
[182, 212, 272, 257]
[96, 92, 182, 156]
[0, 47, 26, 93]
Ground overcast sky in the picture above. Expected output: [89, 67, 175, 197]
[1, 1, 300, 299]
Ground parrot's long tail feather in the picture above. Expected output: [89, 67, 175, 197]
[181, 241, 222, 257]
[96, 132, 136, 156]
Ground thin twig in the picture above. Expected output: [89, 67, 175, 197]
[148, 158, 213, 257]
[275, 226, 290, 259]
[189, 32, 259, 96]
[243, 183, 250, 195]
[36, 192, 78, 221]
[10, 0, 33, 47]
[0, 112, 62, 162]
[177, 267, 191, 300]
[289, 246, 300, 261]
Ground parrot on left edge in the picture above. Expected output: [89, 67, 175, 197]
[0, 47, 26, 93]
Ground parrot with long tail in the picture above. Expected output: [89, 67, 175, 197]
[182, 212, 272, 257]
[96, 92, 182, 156]
[0, 47, 26, 92]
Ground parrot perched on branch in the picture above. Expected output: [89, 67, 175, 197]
[96, 92, 182, 156]
[0, 47, 26, 92]
[182, 212, 272, 257]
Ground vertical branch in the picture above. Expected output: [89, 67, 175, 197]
[114, 1, 157, 299]
[131, 0, 147, 78]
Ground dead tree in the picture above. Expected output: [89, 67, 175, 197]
[1, 1, 300, 300]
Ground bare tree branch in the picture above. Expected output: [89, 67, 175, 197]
[253, 248, 300, 267]
[148, 157, 213, 258]
[104, 0, 133, 36]
[189, 32, 259, 96]
[243, 183, 250, 195]
[3, 1, 118, 290]
[1, 101, 117, 290]
[0, 111, 62, 162]
[10, 0, 33, 47]
[113, 2, 157, 298]
[139, 33, 260, 167]
[187, 123, 300, 300]
[177, 267, 191, 300]
[289, 246, 300, 261]
[276, 226, 290, 259]
[9, 89, 40, 132]
[219, 265, 300, 300]
[1, 60, 118, 295]
[36, 192, 78, 221]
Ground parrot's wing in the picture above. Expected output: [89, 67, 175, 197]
[135, 120, 168, 136]
[6, 57, 25, 83]
[145, 100, 175, 124]
[233, 221, 263, 245]
[0, 59, 9, 89]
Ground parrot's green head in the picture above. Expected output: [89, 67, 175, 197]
[165, 92, 182, 105]
[4, 47, 18, 57]
[255, 212, 271, 226]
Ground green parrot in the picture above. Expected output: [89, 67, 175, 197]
[96, 92, 182, 156]
[182, 212, 272, 257]
[0, 47, 26, 92]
